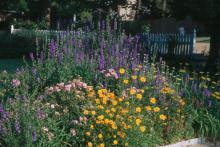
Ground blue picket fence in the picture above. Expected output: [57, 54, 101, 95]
[142, 30, 196, 56]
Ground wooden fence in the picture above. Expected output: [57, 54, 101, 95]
[142, 30, 196, 56]
[11, 25, 196, 56]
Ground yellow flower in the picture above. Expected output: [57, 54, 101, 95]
[140, 76, 146, 83]
[118, 97, 123, 102]
[125, 142, 129, 146]
[113, 140, 118, 145]
[98, 143, 105, 147]
[123, 79, 129, 84]
[111, 108, 116, 113]
[159, 114, 167, 121]
[135, 118, 141, 126]
[95, 99, 100, 104]
[109, 113, 113, 118]
[91, 111, 96, 116]
[86, 131, 91, 136]
[97, 105, 104, 109]
[105, 109, 110, 113]
[98, 133, 103, 139]
[154, 107, 160, 112]
[140, 89, 145, 93]
[135, 107, 141, 113]
[104, 119, 109, 124]
[150, 97, 156, 104]
[136, 93, 142, 100]
[90, 125, 94, 129]
[111, 100, 118, 106]
[83, 110, 89, 115]
[97, 115, 104, 120]
[131, 75, 137, 80]
[111, 123, 117, 129]
[145, 106, 152, 111]
[87, 142, 93, 147]
[119, 68, 125, 74]
[130, 88, 136, 95]
[140, 126, 146, 132]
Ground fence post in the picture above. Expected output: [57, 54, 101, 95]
[190, 29, 196, 55]
[10, 25, 14, 34]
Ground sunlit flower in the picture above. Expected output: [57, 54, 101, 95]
[87, 142, 93, 147]
[113, 140, 118, 145]
[153, 107, 160, 112]
[98, 143, 105, 147]
[130, 88, 136, 95]
[131, 75, 137, 80]
[83, 110, 89, 115]
[119, 68, 125, 74]
[86, 131, 91, 136]
[136, 94, 142, 100]
[123, 79, 129, 84]
[135, 107, 141, 113]
[97, 115, 104, 120]
[139, 76, 146, 83]
[145, 106, 152, 111]
[139, 126, 146, 132]
[159, 114, 167, 121]
[135, 118, 141, 126]
[98, 133, 103, 139]
[150, 97, 156, 104]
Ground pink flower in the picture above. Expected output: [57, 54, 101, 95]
[64, 84, 72, 92]
[82, 83, 88, 89]
[57, 82, 64, 88]
[54, 86, 61, 92]
[12, 79, 21, 87]
[105, 73, 111, 77]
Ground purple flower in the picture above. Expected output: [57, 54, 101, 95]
[37, 109, 46, 120]
[15, 119, 21, 134]
[48, 39, 57, 58]
[32, 68, 37, 75]
[203, 88, 211, 97]
[99, 38, 105, 70]
[57, 51, 63, 65]
[32, 130, 37, 142]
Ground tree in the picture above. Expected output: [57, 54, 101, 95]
[170, 0, 220, 74]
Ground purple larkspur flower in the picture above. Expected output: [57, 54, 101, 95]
[32, 130, 37, 142]
[57, 50, 63, 65]
[15, 119, 21, 134]
[48, 39, 56, 58]
[99, 38, 105, 70]
[38, 51, 44, 65]
[203, 88, 211, 97]
[37, 109, 46, 120]
[32, 68, 37, 75]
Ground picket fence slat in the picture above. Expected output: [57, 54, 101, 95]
[142, 30, 196, 56]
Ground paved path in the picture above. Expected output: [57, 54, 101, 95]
[188, 142, 220, 147]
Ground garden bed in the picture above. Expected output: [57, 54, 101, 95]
[0, 23, 219, 147]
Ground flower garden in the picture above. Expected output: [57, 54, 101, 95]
[0, 24, 220, 147]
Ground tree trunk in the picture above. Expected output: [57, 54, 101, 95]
[205, 22, 220, 75]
